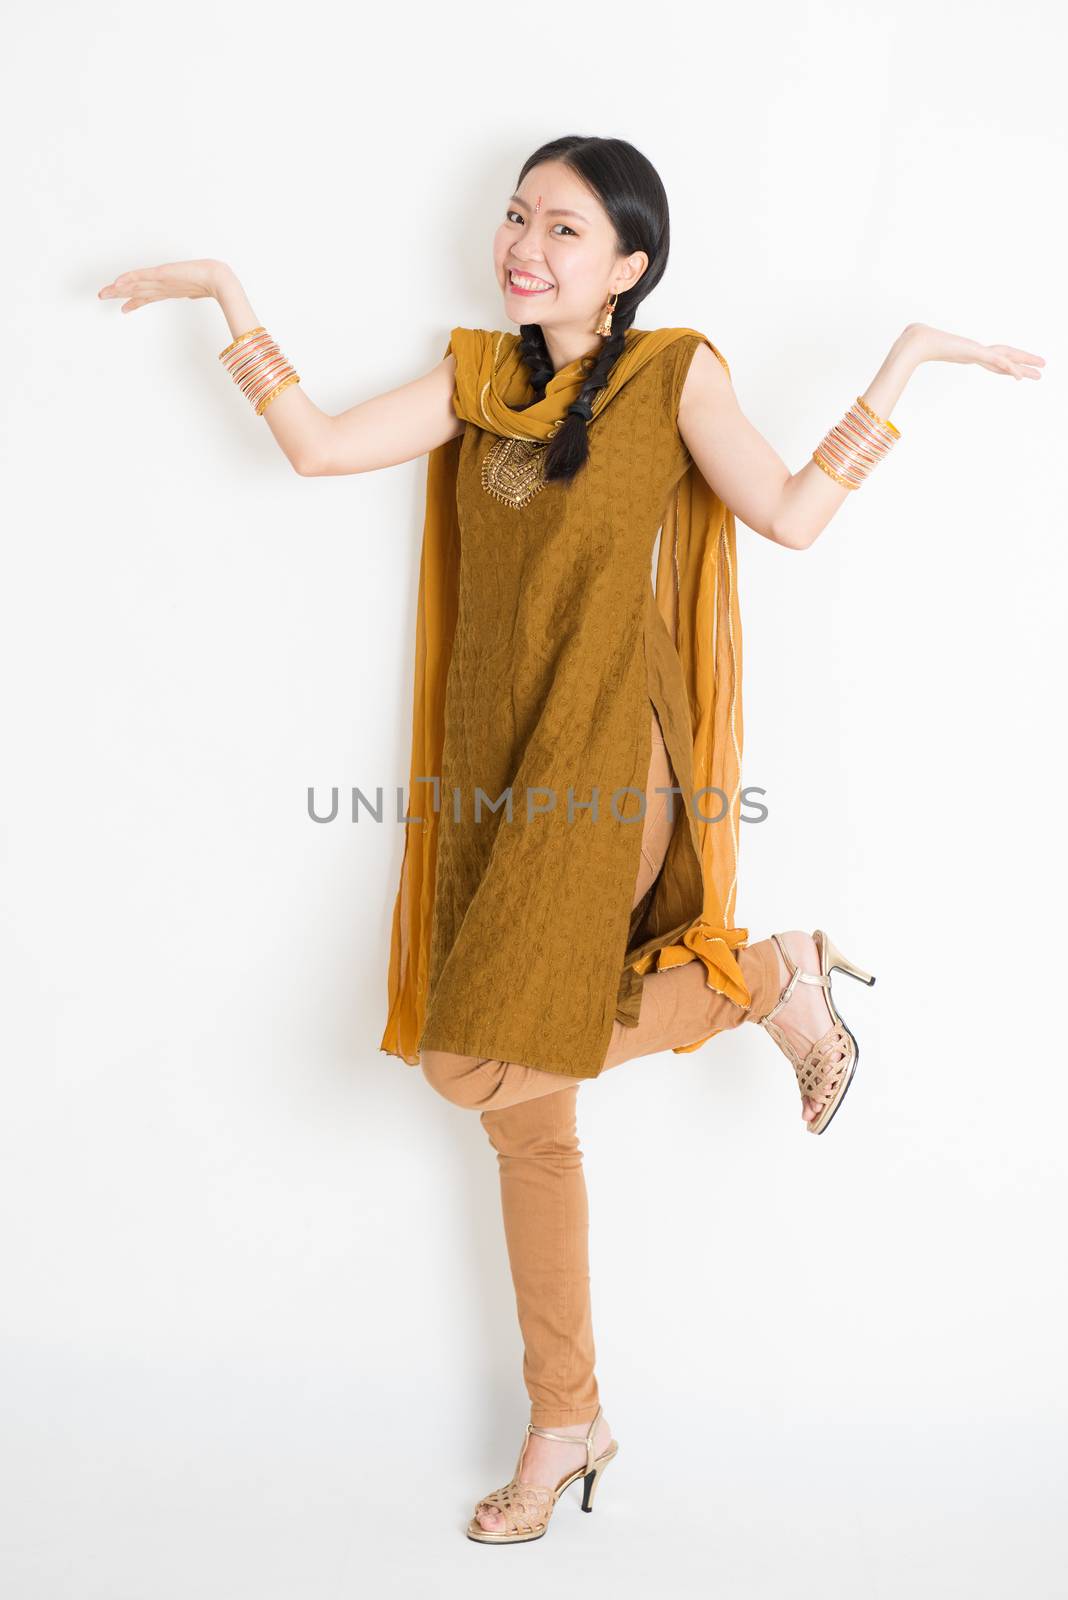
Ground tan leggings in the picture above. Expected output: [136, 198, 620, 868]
[420, 705, 782, 1425]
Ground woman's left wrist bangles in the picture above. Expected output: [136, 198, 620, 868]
[812, 394, 900, 489]
[219, 327, 301, 416]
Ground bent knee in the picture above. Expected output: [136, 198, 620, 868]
[420, 1048, 486, 1108]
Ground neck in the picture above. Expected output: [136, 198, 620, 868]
[540, 324, 608, 376]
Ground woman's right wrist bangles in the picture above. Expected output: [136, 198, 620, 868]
[219, 327, 301, 416]
[812, 394, 900, 489]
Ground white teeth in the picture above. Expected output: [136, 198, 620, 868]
[510, 271, 552, 290]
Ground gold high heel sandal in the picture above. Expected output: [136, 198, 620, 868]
[466, 1404, 619, 1544]
[758, 929, 876, 1135]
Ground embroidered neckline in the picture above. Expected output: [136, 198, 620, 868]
[480, 435, 549, 509]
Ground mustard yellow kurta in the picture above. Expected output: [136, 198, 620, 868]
[414, 331, 726, 1077]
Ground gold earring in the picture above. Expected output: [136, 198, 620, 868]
[595, 291, 618, 338]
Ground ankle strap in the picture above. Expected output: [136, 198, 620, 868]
[759, 932, 830, 1025]
[527, 1404, 602, 1471]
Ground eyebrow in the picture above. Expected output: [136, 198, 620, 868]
[508, 193, 591, 224]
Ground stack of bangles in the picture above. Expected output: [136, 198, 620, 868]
[812, 394, 900, 489]
[218, 327, 301, 417]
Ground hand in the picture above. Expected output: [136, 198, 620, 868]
[97, 258, 227, 314]
[901, 322, 1045, 380]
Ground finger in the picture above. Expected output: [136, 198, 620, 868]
[995, 345, 1046, 365]
[1006, 359, 1044, 378]
[991, 350, 1023, 380]
[120, 287, 175, 310]
[110, 276, 188, 304]
[109, 268, 160, 288]
[101, 277, 154, 299]
[990, 347, 1045, 379]
[118, 276, 167, 295]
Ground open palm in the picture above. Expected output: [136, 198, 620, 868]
[97, 259, 221, 314]
[905, 321, 1045, 379]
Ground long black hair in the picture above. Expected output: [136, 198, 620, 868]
[512, 135, 670, 484]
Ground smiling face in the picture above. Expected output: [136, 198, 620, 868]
[493, 159, 648, 340]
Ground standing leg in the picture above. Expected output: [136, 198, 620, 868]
[452, 707, 746, 1535]
[471, 1082, 616, 1533]
[479, 1085, 598, 1427]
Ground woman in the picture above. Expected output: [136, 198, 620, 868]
[98, 133, 1044, 1545]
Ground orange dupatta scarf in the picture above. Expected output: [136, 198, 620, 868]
[379, 325, 750, 1067]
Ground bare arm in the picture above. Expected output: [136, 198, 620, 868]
[98, 258, 465, 475]
[302, 351, 465, 477]
[677, 323, 1045, 550]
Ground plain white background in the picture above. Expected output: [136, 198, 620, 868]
[2, 1, 1065, 1594]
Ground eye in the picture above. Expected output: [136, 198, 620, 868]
[504, 208, 578, 237]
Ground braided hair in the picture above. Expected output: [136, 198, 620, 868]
[511, 135, 671, 485]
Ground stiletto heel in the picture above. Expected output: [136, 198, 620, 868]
[466, 1403, 619, 1543]
[581, 1459, 606, 1512]
[758, 928, 877, 1136]
[822, 934, 876, 989]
